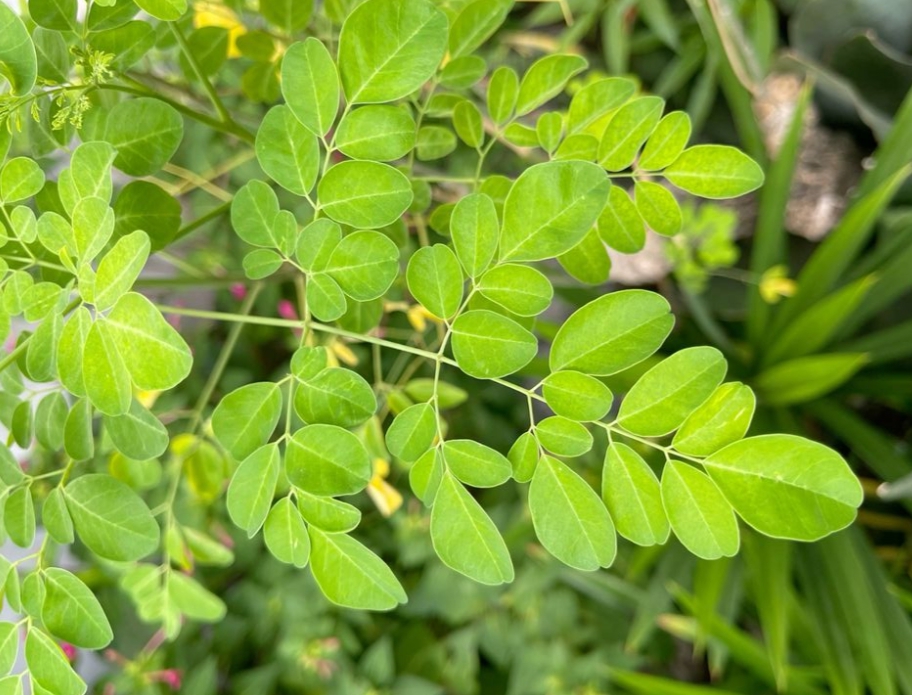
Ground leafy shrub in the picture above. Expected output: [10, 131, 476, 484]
[0, 0, 873, 690]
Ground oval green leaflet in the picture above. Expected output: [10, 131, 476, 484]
[264, 497, 311, 567]
[211, 382, 282, 461]
[441, 439, 512, 488]
[529, 455, 616, 571]
[661, 460, 740, 560]
[255, 104, 320, 197]
[335, 105, 416, 161]
[702, 435, 862, 541]
[534, 416, 593, 458]
[639, 111, 692, 170]
[386, 403, 436, 463]
[451, 192, 499, 278]
[602, 443, 669, 546]
[294, 367, 376, 427]
[634, 181, 682, 237]
[477, 264, 553, 317]
[285, 424, 372, 496]
[663, 145, 765, 199]
[430, 471, 514, 585]
[42, 568, 113, 649]
[672, 382, 755, 456]
[451, 310, 537, 379]
[281, 37, 339, 137]
[515, 54, 587, 116]
[227, 443, 280, 537]
[337, 0, 447, 104]
[598, 95, 664, 171]
[406, 244, 464, 320]
[542, 371, 613, 421]
[618, 346, 727, 437]
[0, 3, 37, 95]
[550, 289, 674, 375]
[500, 160, 610, 262]
[318, 161, 412, 229]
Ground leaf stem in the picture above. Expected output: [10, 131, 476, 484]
[169, 23, 232, 125]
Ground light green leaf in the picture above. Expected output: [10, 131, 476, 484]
[338, 0, 447, 104]
[296, 218, 341, 271]
[83, 319, 132, 416]
[478, 264, 552, 317]
[0, 158, 44, 204]
[439, 55, 486, 89]
[114, 180, 181, 251]
[2, 270, 33, 315]
[57, 307, 91, 397]
[63, 398, 93, 461]
[430, 472, 514, 584]
[500, 160, 610, 262]
[309, 528, 407, 610]
[704, 435, 862, 541]
[22, 282, 63, 323]
[35, 392, 67, 451]
[297, 490, 361, 533]
[486, 66, 518, 125]
[536, 111, 563, 153]
[243, 248, 283, 280]
[451, 310, 537, 379]
[664, 145, 765, 199]
[516, 54, 587, 116]
[550, 289, 673, 375]
[231, 180, 279, 248]
[542, 371, 613, 422]
[416, 125, 457, 160]
[553, 133, 599, 161]
[26, 311, 61, 383]
[336, 105, 415, 161]
[167, 572, 226, 622]
[453, 100, 484, 148]
[386, 403, 436, 463]
[529, 455, 616, 570]
[0, 3, 38, 95]
[104, 399, 169, 460]
[282, 38, 338, 136]
[256, 105, 320, 196]
[672, 382, 755, 456]
[65, 474, 160, 561]
[634, 180, 682, 236]
[11, 400, 32, 450]
[319, 161, 412, 229]
[534, 416, 592, 457]
[94, 230, 150, 310]
[42, 568, 112, 649]
[264, 497, 310, 567]
[71, 196, 114, 263]
[560, 228, 613, 285]
[448, 0, 512, 58]
[306, 273, 347, 321]
[104, 97, 184, 176]
[567, 77, 636, 135]
[259, 0, 312, 35]
[133, 0, 185, 20]
[598, 96, 664, 171]
[285, 424, 371, 496]
[211, 382, 282, 461]
[451, 192, 498, 278]
[403, 379, 467, 409]
[25, 629, 85, 695]
[69, 141, 116, 204]
[0, 622, 16, 675]
[753, 353, 867, 406]
[227, 443, 280, 537]
[410, 448, 444, 505]
[43, 487, 74, 544]
[5, 487, 35, 547]
[406, 244, 464, 320]
[602, 443, 669, 546]
[294, 367, 376, 427]
[661, 460, 739, 560]
[639, 111, 691, 170]
[508, 432, 539, 483]
[442, 439, 511, 488]
[327, 229, 400, 300]
[618, 346, 727, 437]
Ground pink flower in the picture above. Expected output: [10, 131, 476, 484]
[230, 283, 247, 301]
[60, 642, 77, 662]
[154, 669, 182, 690]
[277, 299, 298, 321]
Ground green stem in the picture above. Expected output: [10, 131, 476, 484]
[170, 201, 232, 244]
[169, 23, 232, 125]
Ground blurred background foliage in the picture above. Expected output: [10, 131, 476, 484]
[23, 0, 912, 692]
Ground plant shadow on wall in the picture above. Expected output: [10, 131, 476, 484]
[0, 0, 910, 693]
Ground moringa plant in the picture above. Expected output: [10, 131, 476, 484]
[0, 0, 864, 690]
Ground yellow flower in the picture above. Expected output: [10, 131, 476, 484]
[136, 390, 161, 409]
[759, 265, 797, 304]
[329, 340, 359, 367]
[366, 458, 403, 517]
[194, 1, 246, 58]
[406, 305, 441, 332]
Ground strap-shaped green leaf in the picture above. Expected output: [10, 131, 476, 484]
[703, 435, 863, 540]
[602, 443, 669, 546]
[430, 472, 514, 584]
[338, 0, 447, 104]
[529, 455, 616, 570]
[550, 289, 673, 375]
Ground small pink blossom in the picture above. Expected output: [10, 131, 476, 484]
[60, 642, 77, 662]
[153, 669, 183, 690]
[230, 283, 247, 301]
[277, 299, 298, 321]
